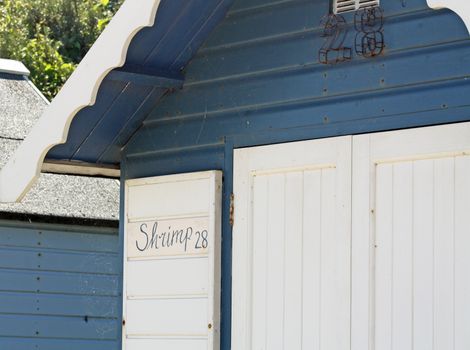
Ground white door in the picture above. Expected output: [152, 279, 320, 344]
[123, 171, 222, 350]
[232, 122, 470, 350]
[232, 136, 352, 350]
[352, 122, 470, 350]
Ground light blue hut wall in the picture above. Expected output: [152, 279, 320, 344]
[0, 220, 120, 350]
[125, 0, 470, 174]
[123, 0, 470, 348]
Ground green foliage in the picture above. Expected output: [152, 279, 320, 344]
[0, 0, 123, 100]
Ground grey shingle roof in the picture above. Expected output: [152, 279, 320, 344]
[0, 62, 119, 221]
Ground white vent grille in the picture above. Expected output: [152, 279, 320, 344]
[334, 0, 379, 14]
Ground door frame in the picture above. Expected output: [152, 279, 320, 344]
[227, 121, 470, 350]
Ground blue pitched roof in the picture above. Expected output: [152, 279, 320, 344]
[46, 0, 234, 165]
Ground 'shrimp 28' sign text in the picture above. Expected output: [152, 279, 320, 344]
[127, 216, 210, 258]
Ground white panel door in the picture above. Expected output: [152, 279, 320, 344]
[123, 171, 222, 350]
[352, 122, 470, 350]
[232, 136, 352, 350]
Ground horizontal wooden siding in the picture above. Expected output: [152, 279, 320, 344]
[0, 221, 120, 350]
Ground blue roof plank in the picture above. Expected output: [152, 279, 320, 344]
[69, 84, 157, 163]
[47, 79, 127, 161]
[124, 0, 194, 67]
[97, 87, 169, 164]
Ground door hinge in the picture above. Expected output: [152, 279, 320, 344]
[229, 193, 235, 227]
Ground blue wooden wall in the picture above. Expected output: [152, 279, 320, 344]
[0, 221, 120, 350]
[122, 0, 470, 348]
[125, 0, 470, 175]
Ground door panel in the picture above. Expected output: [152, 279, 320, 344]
[233, 122, 470, 350]
[232, 137, 352, 350]
[352, 122, 470, 350]
[124, 171, 222, 350]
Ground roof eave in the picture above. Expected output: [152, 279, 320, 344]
[0, 0, 162, 202]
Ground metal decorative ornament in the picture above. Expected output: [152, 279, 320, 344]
[354, 6, 385, 57]
[319, 13, 352, 65]
[319, 5, 385, 64]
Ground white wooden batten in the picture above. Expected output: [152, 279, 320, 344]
[0, 0, 469, 202]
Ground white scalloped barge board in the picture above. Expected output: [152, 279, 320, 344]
[0, 0, 161, 202]
[427, 0, 470, 34]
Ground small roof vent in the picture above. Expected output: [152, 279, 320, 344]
[334, 0, 380, 14]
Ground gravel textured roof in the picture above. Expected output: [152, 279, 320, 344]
[0, 173, 119, 220]
[0, 138, 21, 169]
[0, 73, 46, 139]
[0, 66, 119, 221]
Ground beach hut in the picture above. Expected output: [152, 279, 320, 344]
[1, 1, 470, 349]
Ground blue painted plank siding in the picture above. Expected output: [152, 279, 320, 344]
[122, 0, 470, 349]
[125, 4, 470, 168]
[0, 221, 120, 350]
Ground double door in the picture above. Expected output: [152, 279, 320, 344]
[232, 122, 470, 350]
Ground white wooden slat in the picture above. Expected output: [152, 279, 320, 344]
[236, 135, 348, 174]
[126, 298, 208, 336]
[433, 158, 455, 350]
[251, 175, 268, 350]
[127, 176, 210, 220]
[375, 163, 393, 350]
[391, 162, 413, 350]
[328, 138, 352, 350]
[302, 170, 322, 350]
[126, 338, 207, 350]
[321, 167, 347, 350]
[454, 155, 470, 350]
[126, 257, 209, 297]
[334, 0, 380, 14]
[323, 136, 352, 350]
[351, 135, 372, 350]
[265, 174, 285, 350]
[283, 172, 303, 350]
[412, 159, 434, 350]
[369, 123, 470, 164]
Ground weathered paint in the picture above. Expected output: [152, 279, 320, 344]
[0, 221, 120, 350]
[122, 0, 470, 348]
